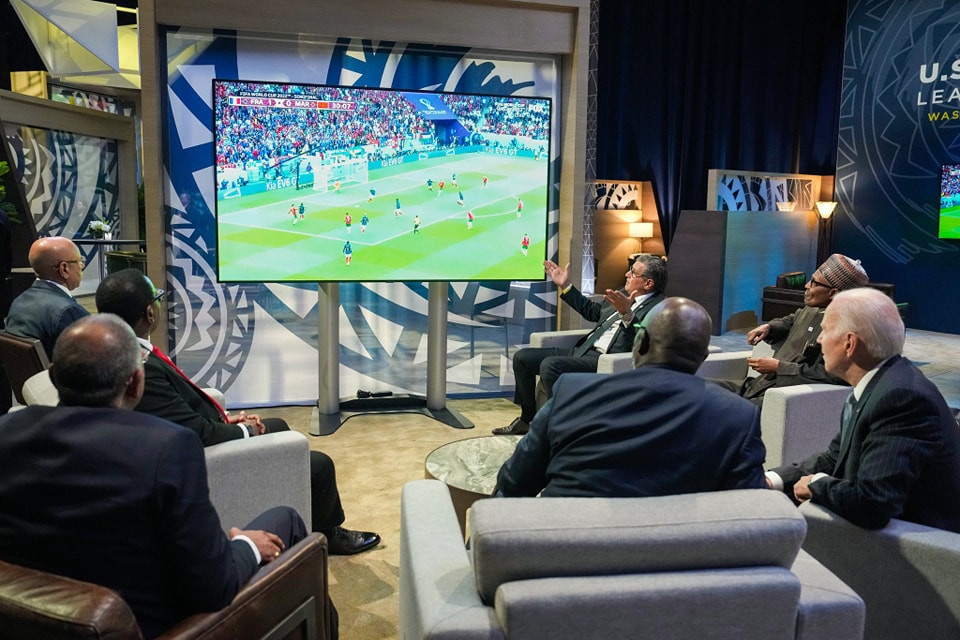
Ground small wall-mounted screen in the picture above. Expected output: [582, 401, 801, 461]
[939, 163, 960, 239]
[213, 79, 552, 282]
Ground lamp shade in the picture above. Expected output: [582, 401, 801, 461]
[815, 201, 838, 219]
[628, 222, 654, 238]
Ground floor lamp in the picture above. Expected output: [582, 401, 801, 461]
[815, 201, 837, 266]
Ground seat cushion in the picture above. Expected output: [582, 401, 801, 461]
[470, 489, 805, 603]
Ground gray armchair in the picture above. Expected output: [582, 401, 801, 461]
[529, 329, 720, 376]
[21, 369, 312, 530]
[695, 345, 851, 468]
[800, 502, 960, 640]
[400, 479, 864, 640]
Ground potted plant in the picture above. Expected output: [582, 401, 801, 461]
[88, 219, 112, 239]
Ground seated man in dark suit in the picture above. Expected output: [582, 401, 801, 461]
[767, 288, 960, 532]
[494, 253, 667, 435]
[0, 314, 334, 639]
[495, 297, 766, 497]
[96, 269, 379, 556]
[709, 253, 868, 404]
[5, 236, 89, 358]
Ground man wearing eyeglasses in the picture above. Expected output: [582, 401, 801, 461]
[494, 254, 667, 435]
[709, 253, 868, 403]
[5, 236, 89, 359]
[96, 269, 380, 557]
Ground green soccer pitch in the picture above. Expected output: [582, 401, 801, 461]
[216, 152, 549, 282]
[939, 204, 960, 239]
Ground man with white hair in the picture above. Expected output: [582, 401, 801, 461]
[767, 288, 960, 532]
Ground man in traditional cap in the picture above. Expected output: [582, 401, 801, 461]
[709, 253, 869, 403]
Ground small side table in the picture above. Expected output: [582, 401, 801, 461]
[424, 435, 521, 537]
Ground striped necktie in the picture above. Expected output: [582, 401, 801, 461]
[835, 393, 857, 469]
[573, 310, 622, 357]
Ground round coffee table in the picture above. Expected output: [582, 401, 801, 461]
[424, 435, 521, 537]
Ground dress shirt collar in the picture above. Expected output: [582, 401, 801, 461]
[631, 291, 654, 310]
[851, 357, 893, 401]
[38, 278, 72, 297]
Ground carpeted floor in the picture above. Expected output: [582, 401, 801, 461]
[245, 326, 960, 639]
[265, 397, 519, 640]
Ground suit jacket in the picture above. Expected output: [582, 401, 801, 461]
[496, 365, 766, 497]
[4, 279, 89, 359]
[741, 305, 845, 398]
[773, 356, 960, 532]
[137, 351, 242, 446]
[561, 286, 665, 355]
[0, 406, 258, 638]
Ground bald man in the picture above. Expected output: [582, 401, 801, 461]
[495, 297, 766, 498]
[0, 315, 329, 638]
[5, 236, 89, 358]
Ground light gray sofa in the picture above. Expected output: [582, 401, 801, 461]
[400, 479, 864, 640]
[529, 329, 720, 376]
[800, 502, 960, 640]
[21, 369, 312, 530]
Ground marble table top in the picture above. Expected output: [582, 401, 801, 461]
[425, 435, 522, 496]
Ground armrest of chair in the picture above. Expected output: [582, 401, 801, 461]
[529, 329, 589, 349]
[22, 370, 58, 406]
[761, 384, 848, 469]
[205, 431, 312, 533]
[789, 549, 864, 640]
[0, 558, 143, 639]
[159, 533, 330, 640]
[761, 384, 850, 468]
[400, 480, 503, 640]
[799, 502, 960, 640]
[695, 350, 751, 380]
[597, 352, 633, 375]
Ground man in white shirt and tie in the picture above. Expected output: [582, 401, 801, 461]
[494, 254, 666, 435]
[766, 287, 960, 532]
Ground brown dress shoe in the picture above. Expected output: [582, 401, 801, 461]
[492, 417, 530, 435]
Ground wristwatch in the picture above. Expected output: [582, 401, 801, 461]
[620, 311, 634, 323]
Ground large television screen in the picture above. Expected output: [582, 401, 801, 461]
[939, 163, 960, 239]
[213, 80, 552, 282]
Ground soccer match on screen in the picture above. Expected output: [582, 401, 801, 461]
[940, 163, 960, 240]
[213, 80, 552, 282]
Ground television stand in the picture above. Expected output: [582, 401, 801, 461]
[309, 281, 475, 435]
[310, 393, 473, 436]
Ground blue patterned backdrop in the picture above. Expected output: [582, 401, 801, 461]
[160, 30, 561, 405]
[3, 122, 121, 296]
[835, 0, 960, 333]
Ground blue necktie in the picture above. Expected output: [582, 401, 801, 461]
[836, 393, 857, 468]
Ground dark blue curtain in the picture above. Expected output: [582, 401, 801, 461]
[597, 0, 847, 247]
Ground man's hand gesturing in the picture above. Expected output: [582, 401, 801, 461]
[544, 260, 571, 289]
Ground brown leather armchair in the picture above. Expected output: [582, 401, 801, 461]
[0, 533, 331, 640]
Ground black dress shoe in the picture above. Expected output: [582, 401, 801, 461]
[326, 526, 381, 555]
[492, 417, 530, 435]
